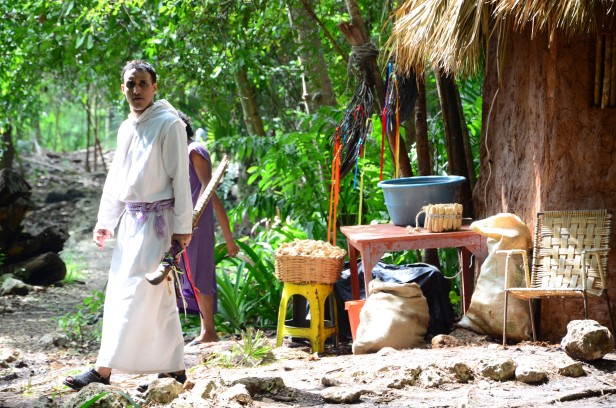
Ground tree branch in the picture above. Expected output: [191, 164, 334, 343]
[298, 0, 348, 64]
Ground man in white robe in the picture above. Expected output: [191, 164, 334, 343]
[64, 60, 192, 390]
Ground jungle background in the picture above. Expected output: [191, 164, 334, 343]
[0, 0, 483, 338]
[5, 1, 616, 407]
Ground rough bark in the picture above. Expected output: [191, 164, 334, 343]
[5, 226, 69, 264]
[84, 95, 92, 173]
[234, 67, 266, 137]
[435, 70, 474, 219]
[476, 27, 616, 342]
[0, 168, 32, 250]
[413, 74, 440, 267]
[415, 75, 431, 177]
[287, 0, 337, 113]
[0, 125, 15, 170]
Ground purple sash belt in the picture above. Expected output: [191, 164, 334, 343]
[125, 198, 175, 239]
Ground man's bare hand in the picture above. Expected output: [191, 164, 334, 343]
[171, 233, 192, 249]
[93, 229, 112, 250]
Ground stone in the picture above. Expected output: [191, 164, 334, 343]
[64, 383, 128, 408]
[228, 376, 285, 396]
[10, 252, 66, 286]
[145, 377, 184, 404]
[321, 386, 363, 403]
[39, 333, 69, 348]
[0, 277, 31, 296]
[321, 375, 341, 386]
[557, 360, 586, 377]
[0, 349, 20, 368]
[418, 366, 446, 388]
[386, 367, 421, 389]
[477, 358, 517, 381]
[432, 334, 461, 348]
[515, 365, 548, 384]
[447, 362, 474, 383]
[561, 320, 615, 361]
[192, 378, 222, 399]
[376, 347, 399, 356]
[219, 383, 252, 404]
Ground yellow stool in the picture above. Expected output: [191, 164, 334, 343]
[276, 282, 339, 353]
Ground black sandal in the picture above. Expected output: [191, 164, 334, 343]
[63, 368, 110, 391]
[137, 371, 186, 393]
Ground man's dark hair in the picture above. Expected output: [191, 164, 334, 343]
[177, 110, 194, 138]
[121, 60, 157, 84]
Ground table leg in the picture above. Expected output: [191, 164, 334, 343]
[362, 246, 383, 297]
[347, 244, 361, 300]
[460, 247, 472, 314]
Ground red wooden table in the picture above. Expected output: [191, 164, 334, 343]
[340, 223, 488, 313]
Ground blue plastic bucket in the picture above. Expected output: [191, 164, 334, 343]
[377, 176, 466, 227]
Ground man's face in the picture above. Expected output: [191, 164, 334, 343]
[121, 68, 157, 116]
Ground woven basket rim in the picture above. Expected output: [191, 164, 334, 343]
[274, 253, 345, 283]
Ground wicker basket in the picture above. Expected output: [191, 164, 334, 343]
[415, 203, 463, 232]
[275, 253, 346, 284]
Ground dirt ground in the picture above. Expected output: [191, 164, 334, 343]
[2, 152, 616, 407]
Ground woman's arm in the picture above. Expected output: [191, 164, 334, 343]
[191, 151, 239, 257]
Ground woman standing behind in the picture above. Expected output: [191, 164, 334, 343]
[178, 111, 239, 344]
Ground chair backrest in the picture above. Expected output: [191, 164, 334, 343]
[529, 209, 612, 296]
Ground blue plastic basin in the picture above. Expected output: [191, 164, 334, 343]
[377, 176, 466, 227]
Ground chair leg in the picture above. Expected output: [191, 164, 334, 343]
[583, 294, 589, 319]
[276, 290, 290, 347]
[604, 290, 616, 337]
[528, 299, 537, 342]
[503, 291, 509, 347]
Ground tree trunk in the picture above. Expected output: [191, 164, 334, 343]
[477, 26, 616, 341]
[234, 67, 266, 137]
[0, 125, 15, 170]
[287, 0, 337, 113]
[93, 95, 99, 172]
[31, 114, 43, 156]
[435, 70, 474, 219]
[54, 105, 61, 151]
[340, 0, 413, 177]
[414, 74, 440, 267]
[84, 94, 92, 173]
[415, 75, 431, 177]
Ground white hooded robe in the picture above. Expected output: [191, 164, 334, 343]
[94, 100, 192, 373]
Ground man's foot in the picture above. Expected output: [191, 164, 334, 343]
[63, 368, 110, 391]
[137, 371, 186, 393]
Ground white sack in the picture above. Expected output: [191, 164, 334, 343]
[353, 278, 429, 354]
[457, 213, 533, 341]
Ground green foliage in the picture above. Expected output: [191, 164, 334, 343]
[78, 390, 140, 408]
[79, 392, 107, 408]
[215, 238, 282, 334]
[1, 0, 486, 319]
[56, 289, 105, 343]
[205, 327, 273, 368]
[61, 256, 85, 284]
[213, 107, 391, 247]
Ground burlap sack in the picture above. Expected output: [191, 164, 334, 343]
[457, 213, 533, 340]
[353, 278, 429, 354]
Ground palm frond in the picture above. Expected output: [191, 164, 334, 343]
[388, 0, 614, 77]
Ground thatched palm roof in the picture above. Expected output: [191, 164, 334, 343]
[388, 0, 615, 76]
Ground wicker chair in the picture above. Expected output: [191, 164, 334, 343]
[499, 209, 616, 346]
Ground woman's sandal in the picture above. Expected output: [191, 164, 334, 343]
[63, 368, 110, 391]
[137, 371, 186, 393]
